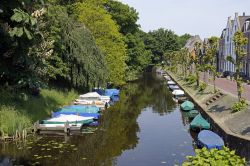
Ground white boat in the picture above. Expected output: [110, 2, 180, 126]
[37, 115, 94, 132]
[172, 89, 185, 96]
[164, 75, 171, 81]
[74, 100, 106, 109]
[167, 80, 176, 85]
[77, 92, 110, 103]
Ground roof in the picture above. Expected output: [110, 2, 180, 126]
[184, 35, 202, 52]
[239, 16, 250, 30]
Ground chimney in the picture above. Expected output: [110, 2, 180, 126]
[235, 12, 238, 18]
[243, 12, 246, 16]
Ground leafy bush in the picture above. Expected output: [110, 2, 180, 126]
[231, 99, 248, 113]
[198, 82, 207, 92]
[183, 147, 246, 166]
[0, 106, 31, 136]
[186, 74, 197, 85]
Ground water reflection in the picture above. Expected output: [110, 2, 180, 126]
[0, 72, 192, 166]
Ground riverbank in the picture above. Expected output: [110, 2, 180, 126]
[166, 70, 250, 158]
[0, 88, 78, 140]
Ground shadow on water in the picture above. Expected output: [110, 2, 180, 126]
[5, 71, 250, 165]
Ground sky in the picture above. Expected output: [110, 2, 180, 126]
[120, 0, 250, 39]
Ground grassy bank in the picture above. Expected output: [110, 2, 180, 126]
[0, 88, 78, 138]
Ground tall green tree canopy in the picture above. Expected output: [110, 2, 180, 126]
[105, 0, 151, 80]
[144, 28, 180, 62]
[105, 0, 139, 34]
[47, 5, 107, 89]
[71, 1, 127, 85]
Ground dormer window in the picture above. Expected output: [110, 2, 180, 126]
[245, 21, 250, 31]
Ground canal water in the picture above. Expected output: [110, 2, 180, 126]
[0, 72, 198, 166]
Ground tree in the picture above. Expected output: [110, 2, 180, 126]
[227, 31, 248, 101]
[177, 33, 192, 48]
[105, 1, 151, 80]
[105, 0, 139, 34]
[193, 42, 202, 86]
[204, 36, 219, 93]
[71, 1, 127, 85]
[145, 28, 180, 63]
[47, 5, 107, 89]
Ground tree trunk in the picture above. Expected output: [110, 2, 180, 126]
[213, 74, 216, 93]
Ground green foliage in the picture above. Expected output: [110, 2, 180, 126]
[9, 8, 37, 39]
[231, 99, 248, 113]
[105, 1, 152, 80]
[178, 33, 192, 48]
[230, 31, 248, 101]
[105, 0, 139, 34]
[0, 87, 78, 136]
[145, 28, 180, 62]
[183, 147, 246, 166]
[198, 82, 207, 92]
[0, 106, 31, 137]
[72, 1, 127, 85]
[186, 74, 197, 85]
[47, 5, 107, 89]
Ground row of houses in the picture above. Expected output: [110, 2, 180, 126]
[218, 12, 250, 79]
[184, 12, 250, 79]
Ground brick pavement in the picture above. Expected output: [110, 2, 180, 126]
[200, 73, 250, 102]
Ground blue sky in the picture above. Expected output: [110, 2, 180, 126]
[120, 0, 250, 39]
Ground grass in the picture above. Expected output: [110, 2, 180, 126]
[0, 87, 78, 137]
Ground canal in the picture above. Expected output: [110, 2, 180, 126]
[0, 72, 198, 165]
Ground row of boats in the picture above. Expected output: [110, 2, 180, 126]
[163, 73, 225, 150]
[35, 89, 120, 134]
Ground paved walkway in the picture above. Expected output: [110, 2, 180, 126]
[200, 73, 250, 102]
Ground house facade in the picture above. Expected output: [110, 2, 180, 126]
[218, 12, 250, 79]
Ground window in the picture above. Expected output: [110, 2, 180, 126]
[245, 21, 250, 31]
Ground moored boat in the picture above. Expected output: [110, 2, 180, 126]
[190, 114, 210, 131]
[78, 92, 110, 103]
[180, 100, 194, 111]
[172, 89, 184, 96]
[167, 80, 176, 85]
[36, 115, 94, 133]
[52, 105, 100, 119]
[164, 75, 171, 81]
[169, 85, 180, 91]
[186, 109, 199, 119]
[197, 130, 224, 150]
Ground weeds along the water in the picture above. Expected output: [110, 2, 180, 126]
[0, 105, 31, 137]
[0, 88, 78, 137]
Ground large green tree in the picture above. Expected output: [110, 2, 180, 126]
[144, 28, 180, 63]
[47, 5, 107, 89]
[105, 0, 152, 80]
[71, 1, 127, 85]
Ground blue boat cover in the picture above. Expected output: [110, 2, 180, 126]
[198, 130, 224, 150]
[88, 121, 99, 126]
[93, 89, 105, 95]
[60, 105, 100, 113]
[105, 89, 120, 97]
[52, 112, 100, 119]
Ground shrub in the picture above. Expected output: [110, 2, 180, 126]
[183, 147, 246, 166]
[186, 74, 197, 85]
[231, 99, 248, 113]
[0, 106, 31, 137]
[198, 82, 207, 92]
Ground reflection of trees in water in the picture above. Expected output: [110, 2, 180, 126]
[0, 72, 177, 166]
